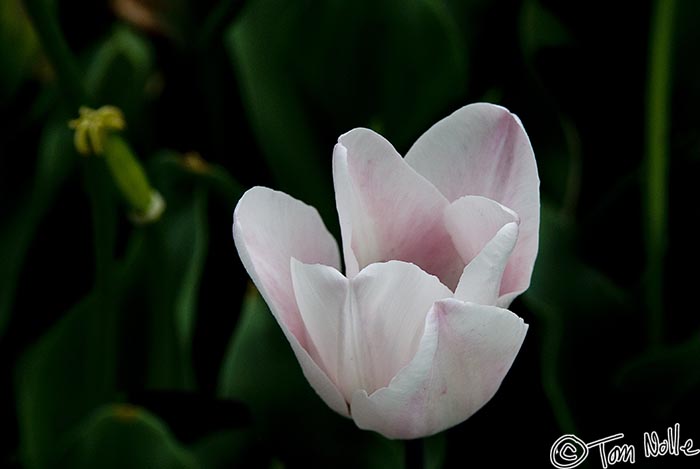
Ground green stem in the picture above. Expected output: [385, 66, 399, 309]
[405, 439, 424, 469]
[525, 296, 577, 435]
[23, 0, 113, 288]
[22, 0, 88, 107]
[103, 135, 154, 215]
[83, 157, 118, 391]
[540, 307, 577, 434]
[152, 153, 245, 207]
[83, 158, 117, 291]
[644, 0, 675, 348]
[561, 118, 582, 222]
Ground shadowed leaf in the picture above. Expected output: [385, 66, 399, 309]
[15, 295, 118, 469]
[55, 404, 199, 469]
[0, 118, 76, 337]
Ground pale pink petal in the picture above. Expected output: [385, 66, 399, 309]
[405, 103, 539, 298]
[349, 261, 453, 396]
[454, 222, 519, 307]
[290, 259, 349, 387]
[444, 195, 519, 306]
[350, 299, 527, 439]
[233, 187, 341, 342]
[333, 128, 464, 289]
[232, 187, 348, 416]
[291, 259, 452, 403]
[444, 195, 519, 264]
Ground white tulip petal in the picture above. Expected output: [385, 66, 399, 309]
[291, 259, 452, 402]
[333, 128, 464, 289]
[232, 187, 348, 416]
[454, 222, 519, 306]
[349, 261, 453, 396]
[445, 195, 519, 306]
[444, 195, 518, 264]
[350, 298, 527, 439]
[405, 103, 539, 298]
[233, 187, 341, 342]
[290, 259, 349, 386]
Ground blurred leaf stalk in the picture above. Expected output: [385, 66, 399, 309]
[644, 0, 675, 348]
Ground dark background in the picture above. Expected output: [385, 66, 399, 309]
[1, 0, 699, 467]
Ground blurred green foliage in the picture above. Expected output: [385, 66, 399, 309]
[56, 404, 200, 468]
[0, 0, 38, 101]
[1, 0, 699, 467]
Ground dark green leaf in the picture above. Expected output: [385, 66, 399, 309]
[55, 404, 199, 469]
[0, 0, 38, 101]
[526, 203, 628, 316]
[523, 203, 631, 434]
[615, 334, 700, 417]
[226, 0, 333, 220]
[226, 0, 467, 225]
[151, 152, 245, 216]
[286, 0, 467, 148]
[519, 0, 573, 60]
[0, 118, 77, 337]
[15, 295, 118, 469]
[120, 162, 209, 390]
[84, 25, 155, 133]
[367, 0, 467, 147]
[173, 189, 207, 356]
[191, 429, 256, 469]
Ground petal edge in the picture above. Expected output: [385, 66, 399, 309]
[350, 299, 527, 439]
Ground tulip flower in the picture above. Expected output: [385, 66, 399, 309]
[232, 103, 539, 439]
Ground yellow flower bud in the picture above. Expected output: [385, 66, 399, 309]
[68, 105, 165, 223]
[68, 106, 125, 156]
